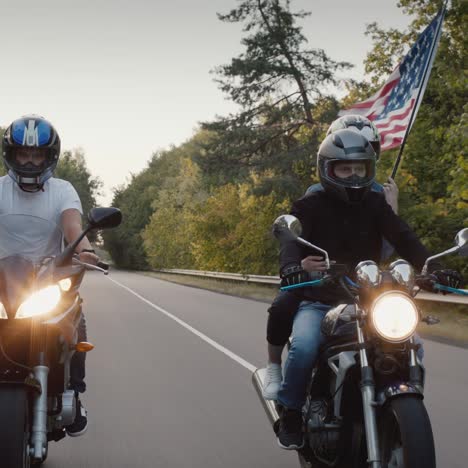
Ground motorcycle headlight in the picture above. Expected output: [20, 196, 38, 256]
[0, 303, 7, 319]
[16, 285, 61, 319]
[371, 292, 419, 343]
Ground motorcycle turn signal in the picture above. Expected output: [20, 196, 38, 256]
[75, 342, 95, 352]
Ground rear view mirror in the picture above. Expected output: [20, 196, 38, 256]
[272, 215, 302, 242]
[88, 208, 122, 230]
[272, 214, 330, 269]
[422, 227, 468, 274]
[454, 228, 468, 256]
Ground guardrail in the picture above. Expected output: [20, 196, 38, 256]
[158, 269, 468, 305]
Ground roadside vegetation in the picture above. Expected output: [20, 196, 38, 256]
[101, 0, 467, 280]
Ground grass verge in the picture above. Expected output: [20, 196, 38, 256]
[143, 271, 468, 348]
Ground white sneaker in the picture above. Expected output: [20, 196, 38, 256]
[262, 363, 283, 400]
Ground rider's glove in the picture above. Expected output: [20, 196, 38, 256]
[432, 269, 464, 290]
[418, 269, 463, 293]
[280, 265, 310, 287]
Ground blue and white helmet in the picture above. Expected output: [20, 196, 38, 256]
[2, 115, 61, 192]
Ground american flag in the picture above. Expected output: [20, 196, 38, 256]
[340, 10, 445, 151]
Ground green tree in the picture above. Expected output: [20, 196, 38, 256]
[198, 0, 349, 192]
[142, 158, 206, 269]
[103, 149, 182, 269]
[190, 183, 289, 274]
[354, 0, 467, 275]
[104, 132, 213, 269]
[55, 148, 102, 216]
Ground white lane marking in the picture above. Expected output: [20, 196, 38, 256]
[108, 277, 256, 373]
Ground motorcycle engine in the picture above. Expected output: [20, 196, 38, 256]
[305, 398, 341, 463]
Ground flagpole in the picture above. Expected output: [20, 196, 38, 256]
[390, 1, 448, 179]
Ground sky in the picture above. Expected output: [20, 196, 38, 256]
[0, 0, 412, 204]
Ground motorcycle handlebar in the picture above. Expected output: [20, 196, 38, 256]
[72, 257, 110, 274]
[280, 266, 351, 292]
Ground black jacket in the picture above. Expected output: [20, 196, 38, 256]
[279, 190, 431, 304]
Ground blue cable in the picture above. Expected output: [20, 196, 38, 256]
[280, 279, 324, 291]
[345, 276, 360, 288]
[434, 284, 468, 296]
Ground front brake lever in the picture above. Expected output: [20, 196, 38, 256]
[73, 259, 109, 275]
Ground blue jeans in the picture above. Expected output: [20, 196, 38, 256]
[277, 301, 331, 411]
[276, 301, 425, 411]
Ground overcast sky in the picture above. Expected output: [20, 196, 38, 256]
[0, 0, 412, 204]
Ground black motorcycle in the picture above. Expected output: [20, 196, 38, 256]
[253, 215, 467, 468]
[0, 207, 121, 467]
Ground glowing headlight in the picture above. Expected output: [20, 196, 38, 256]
[0, 303, 7, 319]
[371, 292, 419, 342]
[16, 285, 61, 319]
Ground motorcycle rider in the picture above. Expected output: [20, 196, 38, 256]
[270, 129, 461, 450]
[0, 114, 100, 437]
[306, 115, 398, 214]
[263, 115, 398, 401]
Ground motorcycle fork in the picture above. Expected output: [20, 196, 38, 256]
[356, 320, 382, 468]
[409, 337, 424, 393]
[30, 323, 49, 462]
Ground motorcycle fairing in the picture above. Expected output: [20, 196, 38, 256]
[0, 255, 35, 318]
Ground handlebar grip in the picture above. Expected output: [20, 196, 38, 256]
[415, 275, 436, 293]
[97, 261, 109, 271]
[328, 263, 348, 275]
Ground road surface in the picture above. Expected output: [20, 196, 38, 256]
[44, 271, 468, 467]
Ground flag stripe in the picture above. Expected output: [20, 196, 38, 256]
[339, 11, 445, 153]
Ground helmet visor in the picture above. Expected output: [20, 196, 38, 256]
[327, 159, 375, 188]
[6, 147, 52, 175]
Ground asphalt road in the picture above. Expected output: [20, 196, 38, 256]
[44, 271, 468, 468]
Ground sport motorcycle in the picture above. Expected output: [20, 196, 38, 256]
[0, 207, 121, 467]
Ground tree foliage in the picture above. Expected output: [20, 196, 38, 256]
[105, 0, 466, 280]
[198, 0, 349, 193]
[359, 0, 467, 275]
[55, 148, 103, 216]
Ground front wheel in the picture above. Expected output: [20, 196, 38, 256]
[0, 386, 31, 468]
[380, 396, 435, 468]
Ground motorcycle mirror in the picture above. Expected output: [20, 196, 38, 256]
[272, 215, 330, 269]
[56, 208, 122, 268]
[88, 207, 122, 230]
[422, 227, 468, 274]
[272, 215, 302, 242]
[454, 228, 468, 256]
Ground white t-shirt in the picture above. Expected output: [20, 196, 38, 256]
[0, 176, 83, 259]
[0, 175, 82, 222]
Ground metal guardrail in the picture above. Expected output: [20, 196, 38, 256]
[158, 269, 468, 305]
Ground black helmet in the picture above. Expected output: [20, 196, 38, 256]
[2, 115, 61, 192]
[327, 114, 381, 160]
[317, 129, 376, 204]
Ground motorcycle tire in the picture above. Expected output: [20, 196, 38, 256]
[380, 395, 435, 468]
[0, 386, 31, 468]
